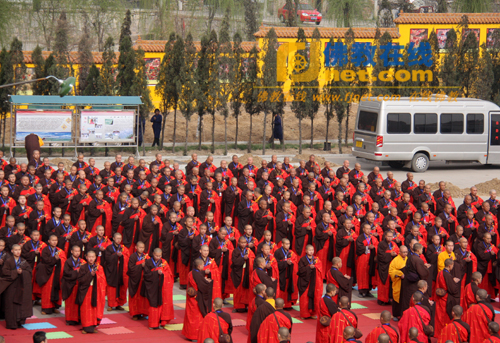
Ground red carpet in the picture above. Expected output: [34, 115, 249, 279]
[2, 299, 500, 342]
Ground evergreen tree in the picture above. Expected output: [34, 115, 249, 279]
[178, 33, 198, 156]
[0, 49, 12, 146]
[330, 38, 350, 153]
[439, 29, 460, 93]
[84, 64, 100, 96]
[99, 37, 116, 96]
[290, 28, 308, 153]
[378, 0, 394, 27]
[473, 44, 494, 100]
[10, 38, 26, 95]
[116, 10, 136, 97]
[47, 11, 72, 95]
[260, 28, 284, 154]
[206, 30, 220, 154]
[218, 8, 232, 155]
[322, 37, 337, 147]
[457, 20, 479, 97]
[231, 32, 244, 149]
[326, 0, 370, 27]
[371, 31, 393, 96]
[243, 0, 259, 41]
[196, 35, 210, 150]
[454, 0, 492, 12]
[307, 28, 321, 148]
[425, 30, 441, 93]
[284, 0, 297, 27]
[31, 45, 46, 95]
[155, 33, 176, 150]
[78, 25, 93, 95]
[42, 54, 56, 95]
[437, 0, 447, 12]
[489, 30, 500, 102]
[243, 46, 261, 153]
[131, 48, 153, 154]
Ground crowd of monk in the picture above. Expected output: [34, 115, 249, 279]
[0, 150, 499, 343]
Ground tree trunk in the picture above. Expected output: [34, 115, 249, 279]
[271, 117, 275, 150]
[310, 117, 314, 148]
[299, 117, 302, 154]
[198, 115, 203, 150]
[282, 115, 286, 152]
[184, 115, 189, 156]
[142, 120, 146, 156]
[338, 118, 343, 154]
[224, 114, 227, 155]
[160, 107, 167, 150]
[172, 108, 177, 153]
[2, 118, 5, 148]
[344, 114, 349, 146]
[234, 114, 239, 149]
[262, 112, 267, 155]
[0, 117, 3, 150]
[248, 115, 252, 153]
[325, 114, 330, 144]
[211, 111, 215, 154]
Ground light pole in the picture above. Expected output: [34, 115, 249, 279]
[0, 75, 76, 97]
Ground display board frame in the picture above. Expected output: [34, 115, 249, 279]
[14, 109, 75, 143]
[78, 109, 136, 143]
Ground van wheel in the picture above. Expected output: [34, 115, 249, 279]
[388, 161, 404, 169]
[411, 153, 429, 172]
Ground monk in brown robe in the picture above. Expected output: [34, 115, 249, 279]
[137, 205, 162, 255]
[249, 287, 276, 343]
[0, 244, 33, 329]
[61, 245, 82, 325]
[104, 232, 129, 311]
[327, 257, 353, 304]
[401, 243, 430, 313]
[127, 241, 148, 320]
[295, 206, 315, 256]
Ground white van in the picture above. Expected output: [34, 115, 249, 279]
[352, 97, 500, 172]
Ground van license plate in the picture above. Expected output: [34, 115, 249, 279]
[355, 141, 362, 148]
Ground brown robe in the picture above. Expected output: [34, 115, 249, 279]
[249, 300, 275, 343]
[401, 253, 430, 313]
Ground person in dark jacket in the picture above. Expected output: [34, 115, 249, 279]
[273, 114, 284, 146]
[151, 109, 162, 147]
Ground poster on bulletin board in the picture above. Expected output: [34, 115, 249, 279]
[80, 110, 135, 143]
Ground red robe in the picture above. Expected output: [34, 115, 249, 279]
[399, 305, 431, 343]
[231, 247, 255, 309]
[0, 197, 16, 227]
[355, 234, 379, 290]
[461, 282, 478, 310]
[127, 253, 149, 318]
[143, 258, 174, 328]
[77, 263, 106, 332]
[328, 309, 358, 343]
[197, 311, 232, 343]
[437, 320, 470, 343]
[298, 255, 323, 319]
[182, 271, 213, 340]
[202, 257, 222, 301]
[257, 310, 292, 343]
[316, 296, 339, 343]
[275, 248, 298, 308]
[37, 246, 67, 312]
[464, 303, 495, 343]
[365, 325, 399, 343]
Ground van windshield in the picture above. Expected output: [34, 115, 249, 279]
[357, 110, 378, 132]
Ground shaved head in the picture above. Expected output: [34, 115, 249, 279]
[339, 296, 349, 308]
[276, 298, 284, 309]
[213, 297, 223, 310]
[381, 310, 391, 323]
[378, 333, 390, 343]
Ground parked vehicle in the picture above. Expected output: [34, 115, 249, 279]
[352, 97, 500, 172]
[278, 3, 322, 25]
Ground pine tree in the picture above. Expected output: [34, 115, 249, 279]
[378, 0, 394, 27]
[307, 28, 321, 148]
[116, 10, 136, 97]
[457, 19, 479, 97]
[284, 0, 297, 27]
[48, 11, 72, 95]
[371, 30, 393, 96]
[31, 46, 46, 95]
[196, 35, 210, 150]
[178, 33, 198, 156]
[0, 49, 12, 146]
[260, 28, 284, 154]
[84, 64, 100, 95]
[206, 30, 220, 154]
[78, 25, 93, 95]
[99, 37, 116, 96]
[10, 38, 26, 95]
[425, 30, 441, 93]
[473, 44, 494, 100]
[218, 8, 232, 155]
[439, 29, 460, 93]
[231, 32, 244, 149]
[42, 54, 56, 95]
[156, 33, 175, 150]
[243, 46, 261, 153]
[322, 37, 336, 147]
[290, 28, 308, 154]
[244, 0, 259, 41]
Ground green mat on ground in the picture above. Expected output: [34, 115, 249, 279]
[172, 295, 186, 301]
[291, 317, 303, 324]
[350, 303, 368, 309]
[46, 332, 73, 339]
[292, 305, 300, 311]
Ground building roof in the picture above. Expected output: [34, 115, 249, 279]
[253, 26, 400, 39]
[394, 12, 500, 24]
[133, 38, 259, 53]
[22, 51, 119, 65]
[9, 95, 143, 105]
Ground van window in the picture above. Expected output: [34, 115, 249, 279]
[414, 113, 437, 134]
[387, 113, 411, 134]
[467, 113, 484, 134]
[440, 113, 463, 134]
[357, 111, 378, 132]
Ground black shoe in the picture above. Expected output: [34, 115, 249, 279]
[366, 293, 374, 298]
[179, 285, 187, 290]
[283, 307, 293, 311]
[358, 293, 366, 298]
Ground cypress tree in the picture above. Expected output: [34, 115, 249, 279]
[307, 28, 321, 148]
[244, 1, 259, 41]
[290, 28, 307, 154]
[473, 44, 494, 100]
[219, 8, 232, 155]
[31, 45, 46, 95]
[371, 30, 393, 96]
[457, 20, 479, 97]
[0, 49, 12, 146]
[84, 64, 100, 96]
[99, 37, 116, 96]
[196, 35, 210, 150]
[322, 36, 336, 147]
[10, 38, 26, 95]
[116, 10, 135, 97]
[243, 46, 261, 153]
[284, 0, 297, 27]
[78, 25, 93, 95]
[439, 29, 460, 93]
[48, 11, 72, 95]
[42, 54, 56, 95]
[178, 33, 198, 156]
[231, 32, 244, 149]
[206, 30, 220, 154]
[132, 47, 153, 155]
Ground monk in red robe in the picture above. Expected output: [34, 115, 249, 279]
[328, 296, 359, 343]
[104, 232, 129, 311]
[314, 212, 336, 279]
[197, 298, 233, 343]
[182, 258, 213, 340]
[198, 245, 221, 301]
[76, 250, 106, 334]
[437, 305, 470, 343]
[143, 248, 174, 329]
[327, 257, 353, 303]
[209, 226, 234, 298]
[127, 241, 149, 320]
[231, 236, 255, 311]
[356, 223, 378, 297]
[485, 322, 500, 343]
[294, 206, 316, 256]
[365, 311, 399, 343]
[21, 229, 46, 301]
[274, 238, 298, 308]
[399, 292, 432, 343]
[462, 271, 481, 310]
[315, 284, 338, 343]
[61, 245, 83, 325]
[86, 225, 110, 264]
[435, 258, 461, 333]
[178, 216, 198, 288]
[297, 245, 323, 319]
[463, 289, 495, 343]
[257, 298, 293, 343]
[36, 234, 67, 314]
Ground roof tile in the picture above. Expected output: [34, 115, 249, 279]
[133, 39, 259, 53]
[394, 12, 500, 24]
[22, 51, 119, 65]
[253, 26, 400, 39]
